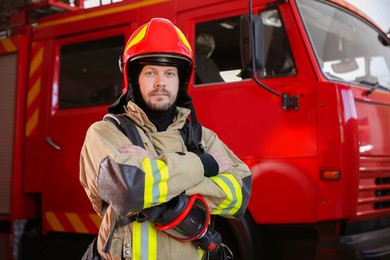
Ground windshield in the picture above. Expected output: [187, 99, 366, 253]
[296, 0, 390, 90]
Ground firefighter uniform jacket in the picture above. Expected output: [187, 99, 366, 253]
[79, 101, 252, 260]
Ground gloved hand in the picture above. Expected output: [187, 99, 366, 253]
[198, 153, 219, 177]
[199, 152, 237, 177]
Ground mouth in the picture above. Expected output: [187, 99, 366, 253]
[149, 90, 170, 98]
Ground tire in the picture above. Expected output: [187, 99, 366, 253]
[213, 211, 268, 260]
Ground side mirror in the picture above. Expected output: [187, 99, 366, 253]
[240, 14, 265, 75]
[240, 12, 298, 110]
[378, 32, 389, 47]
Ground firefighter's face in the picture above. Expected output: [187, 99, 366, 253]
[138, 65, 179, 111]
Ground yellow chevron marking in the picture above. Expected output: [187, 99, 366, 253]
[46, 212, 65, 232]
[25, 108, 39, 136]
[27, 78, 41, 107]
[29, 47, 43, 77]
[65, 213, 89, 233]
[89, 213, 102, 228]
[0, 38, 17, 52]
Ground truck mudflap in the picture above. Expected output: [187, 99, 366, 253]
[341, 227, 390, 258]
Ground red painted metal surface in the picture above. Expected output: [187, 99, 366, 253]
[2, 0, 389, 249]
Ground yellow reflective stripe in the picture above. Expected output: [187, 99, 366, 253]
[210, 177, 232, 215]
[143, 158, 154, 208]
[226, 174, 243, 215]
[198, 248, 205, 259]
[157, 160, 169, 202]
[132, 221, 157, 260]
[210, 173, 242, 216]
[132, 221, 141, 260]
[124, 24, 148, 54]
[148, 221, 157, 259]
[142, 158, 169, 208]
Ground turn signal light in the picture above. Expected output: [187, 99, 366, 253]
[320, 170, 341, 181]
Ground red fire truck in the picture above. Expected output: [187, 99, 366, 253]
[1, 0, 390, 259]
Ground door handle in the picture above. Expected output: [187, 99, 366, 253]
[46, 137, 61, 150]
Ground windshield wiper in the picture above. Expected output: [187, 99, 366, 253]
[359, 80, 389, 96]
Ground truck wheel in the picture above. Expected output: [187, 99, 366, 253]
[19, 219, 95, 259]
[19, 219, 46, 259]
[213, 211, 268, 260]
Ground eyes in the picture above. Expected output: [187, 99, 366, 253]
[143, 67, 178, 78]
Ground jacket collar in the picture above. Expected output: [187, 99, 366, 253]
[125, 101, 191, 133]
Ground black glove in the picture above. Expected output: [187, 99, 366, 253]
[198, 153, 219, 177]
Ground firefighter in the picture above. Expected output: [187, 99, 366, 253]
[79, 17, 252, 260]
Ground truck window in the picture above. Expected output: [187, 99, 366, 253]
[195, 16, 244, 85]
[59, 35, 124, 109]
[297, 0, 390, 90]
[194, 11, 296, 85]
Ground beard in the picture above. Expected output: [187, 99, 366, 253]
[146, 102, 172, 111]
[144, 89, 177, 112]
[139, 88, 178, 132]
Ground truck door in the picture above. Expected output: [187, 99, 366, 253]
[43, 28, 126, 234]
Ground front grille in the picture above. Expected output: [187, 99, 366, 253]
[358, 156, 390, 216]
[376, 178, 390, 185]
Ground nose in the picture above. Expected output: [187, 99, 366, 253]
[154, 73, 166, 88]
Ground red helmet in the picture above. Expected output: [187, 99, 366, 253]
[109, 18, 194, 114]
